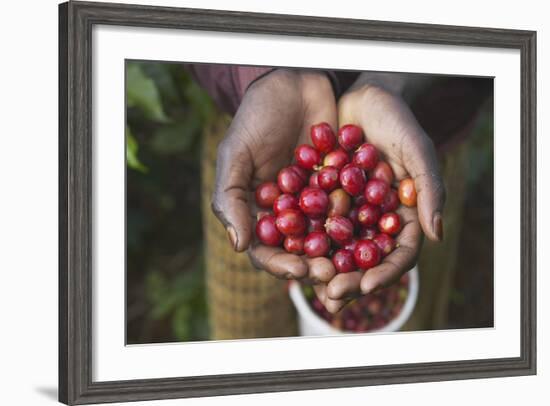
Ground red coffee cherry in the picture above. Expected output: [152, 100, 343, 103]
[367, 299, 383, 316]
[304, 231, 331, 258]
[354, 239, 381, 270]
[353, 143, 378, 171]
[398, 178, 417, 207]
[295, 144, 321, 170]
[256, 214, 283, 246]
[323, 149, 349, 169]
[327, 188, 351, 217]
[373, 233, 396, 257]
[339, 164, 366, 196]
[255, 182, 281, 209]
[277, 166, 305, 194]
[290, 164, 309, 183]
[310, 122, 336, 153]
[369, 161, 394, 184]
[325, 215, 354, 245]
[256, 211, 271, 221]
[338, 124, 364, 151]
[309, 172, 320, 188]
[332, 249, 356, 273]
[275, 209, 307, 237]
[299, 187, 329, 218]
[364, 179, 390, 205]
[284, 235, 305, 255]
[378, 212, 401, 235]
[273, 193, 299, 215]
[380, 188, 399, 213]
[318, 166, 340, 191]
[357, 203, 381, 227]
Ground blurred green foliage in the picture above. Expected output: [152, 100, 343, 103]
[125, 61, 215, 343]
[126, 126, 148, 173]
[448, 98, 494, 328]
[466, 100, 494, 188]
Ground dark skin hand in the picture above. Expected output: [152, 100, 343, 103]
[212, 70, 445, 313]
[211, 69, 339, 300]
[326, 73, 445, 307]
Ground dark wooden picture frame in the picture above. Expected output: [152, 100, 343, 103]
[59, 1, 537, 404]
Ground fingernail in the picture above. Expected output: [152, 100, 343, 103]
[433, 212, 443, 241]
[226, 226, 238, 250]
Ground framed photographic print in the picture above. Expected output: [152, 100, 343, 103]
[59, 1, 536, 404]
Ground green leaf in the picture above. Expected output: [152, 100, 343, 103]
[172, 306, 191, 341]
[141, 63, 181, 108]
[126, 127, 148, 173]
[150, 116, 201, 155]
[126, 63, 169, 122]
[146, 271, 178, 319]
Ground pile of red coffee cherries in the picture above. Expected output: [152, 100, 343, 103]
[255, 123, 417, 274]
[303, 273, 410, 332]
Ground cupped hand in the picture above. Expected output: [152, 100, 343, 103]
[211, 69, 339, 299]
[326, 75, 445, 306]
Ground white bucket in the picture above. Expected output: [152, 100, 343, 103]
[289, 266, 419, 336]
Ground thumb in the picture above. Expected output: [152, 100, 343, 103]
[402, 134, 446, 242]
[211, 133, 254, 252]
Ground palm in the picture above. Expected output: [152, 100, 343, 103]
[212, 69, 337, 257]
[232, 101, 310, 189]
[323, 83, 444, 302]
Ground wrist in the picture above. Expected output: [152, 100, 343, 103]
[249, 68, 334, 105]
[350, 72, 408, 96]
[296, 70, 335, 105]
[262, 68, 331, 89]
[339, 76, 405, 127]
[235, 66, 277, 100]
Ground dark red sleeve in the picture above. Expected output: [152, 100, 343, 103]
[186, 64, 359, 115]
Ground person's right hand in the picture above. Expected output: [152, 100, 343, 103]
[211, 69, 343, 306]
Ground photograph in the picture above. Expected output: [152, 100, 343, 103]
[1, 0, 544, 404]
[58, 2, 536, 404]
[125, 62, 494, 344]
